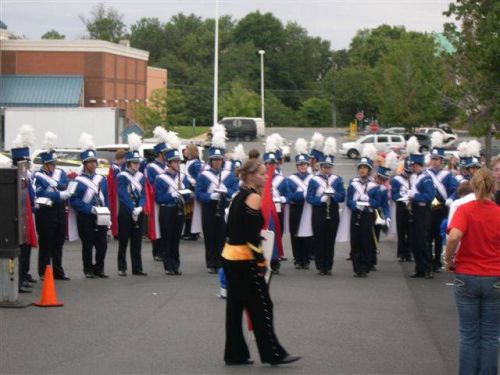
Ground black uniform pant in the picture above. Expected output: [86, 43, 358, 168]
[159, 205, 185, 272]
[35, 205, 66, 278]
[202, 202, 226, 269]
[350, 210, 375, 274]
[396, 202, 412, 260]
[152, 239, 162, 259]
[429, 204, 447, 269]
[410, 205, 432, 274]
[270, 211, 284, 272]
[19, 243, 32, 283]
[117, 208, 144, 273]
[223, 259, 288, 364]
[77, 213, 108, 275]
[312, 203, 339, 272]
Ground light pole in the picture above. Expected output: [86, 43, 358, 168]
[258, 49, 265, 124]
[213, 0, 219, 126]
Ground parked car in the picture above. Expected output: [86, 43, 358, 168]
[219, 118, 258, 141]
[339, 134, 406, 159]
[415, 127, 457, 148]
[402, 133, 431, 153]
[380, 127, 407, 135]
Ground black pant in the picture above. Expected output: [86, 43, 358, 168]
[18, 243, 31, 287]
[159, 205, 185, 272]
[35, 205, 66, 278]
[372, 225, 380, 267]
[117, 208, 144, 273]
[77, 213, 108, 275]
[429, 205, 447, 268]
[202, 202, 226, 269]
[350, 210, 375, 274]
[223, 259, 288, 364]
[396, 202, 412, 259]
[410, 205, 432, 274]
[312, 203, 339, 272]
[152, 239, 162, 258]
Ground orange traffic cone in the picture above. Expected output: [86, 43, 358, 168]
[33, 265, 64, 307]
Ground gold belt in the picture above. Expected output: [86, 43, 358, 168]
[222, 244, 254, 261]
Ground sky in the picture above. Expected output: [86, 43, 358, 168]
[2, 0, 453, 50]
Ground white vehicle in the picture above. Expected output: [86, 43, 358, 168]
[416, 127, 457, 148]
[31, 148, 109, 176]
[3, 107, 125, 149]
[340, 134, 406, 159]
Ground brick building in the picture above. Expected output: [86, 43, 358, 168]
[0, 39, 167, 123]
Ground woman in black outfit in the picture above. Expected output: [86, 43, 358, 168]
[222, 160, 300, 366]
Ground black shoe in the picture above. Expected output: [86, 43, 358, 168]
[353, 272, 363, 278]
[269, 355, 301, 366]
[26, 275, 37, 283]
[409, 272, 425, 278]
[295, 264, 303, 270]
[370, 266, 377, 271]
[207, 268, 217, 274]
[226, 359, 254, 366]
[346, 257, 352, 261]
[165, 270, 175, 276]
[425, 272, 434, 279]
[55, 275, 71, 281]
[95, 273, 109, 279]
[318, 271, 325, 276]
[280, 257, 288, 261]
[272, 269, 280, 275]
[398, 257, 405, 262]
[85, 272, 96, 279]
[325, 270, 332, 275]
[118, 270, 127, 277]
[174, 270, 182, 275]
[153, 256, 163, 262]
[132, 271, 148, 276]
[19, 286, 32, 293]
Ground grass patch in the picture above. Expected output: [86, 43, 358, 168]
[172, 126, 210, 139]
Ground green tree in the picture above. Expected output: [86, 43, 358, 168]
[444, 0, 499, 162]
[298, 97, 332, 127]
[372, 35, 447, 128]
[264, 93, 298, 127]
[129, 18, 165, 63]
[41, 29, 65, 39]
[219, 82, 260, 117]
[80, 3, 126, 43]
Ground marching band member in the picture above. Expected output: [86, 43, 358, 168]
[263, 134, 288, 273]
[346, 145, 381, 278]
[145, 127, 169, 262]
[156, 132, 193, 276]
[308, 132, 324, 175]
[117, 134, 147, 277]
[372, 166, 392, 271]
[407, 137, 436, 279]
[449, 140, 481, 202]
[107, 148, 126, 239]
[287, 138, 313, 269]
[10, 125, 38, 292]
[426, 132, 457, 273]
[70, 133, 110, 279]
[391, 157, 413, 262]
[183, 144, 202, 241]
[34, 132, 71, 280]
[306, 137, 345, 275]
[195, 124, 239, 274]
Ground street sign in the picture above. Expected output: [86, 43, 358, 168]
[355, 112, 364, 121]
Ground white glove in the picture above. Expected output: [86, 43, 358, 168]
[171, 191, 180, 199]
[273, 197, 281, 203]
[356, 202, 366, 210]
[217, 184, 228, 194]
[321, 195, 329, 203]
[408, 190, 415, 199]
[386, 218, 391, 227]
[59, 191, 71, 200]
[91, 206, 97, 215]
[359, 194, 369, 202]
[280, 196, 287, 204]
[445, 198, 453, 207]
[398, 195, 409, 203]
[325, 188, 335, 195]
[210, 192, 221, 201]
[133, 207, 143, 217]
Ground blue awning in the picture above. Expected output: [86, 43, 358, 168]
[0, 75, 84, 107]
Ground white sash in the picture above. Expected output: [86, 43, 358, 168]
[146, 163, 166, 180]
[351, 179, 376, 201]
[410, 173, 427, 196]
[290, 174, 313, 237]
[394, 175, 409, 191]
[288, 174, 309, 192]
[158, 173, 186, 194]
[76, 175, 105, 205]
[312, 175, 339, 196]
[426, 169, 449, 200]
[34, 171, 59, 190]
[185, 159, 198, 186]
[120, 170, 143, 194]
[201, 170, 230, 193]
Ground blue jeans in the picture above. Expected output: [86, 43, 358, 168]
[454, 274, 500, 375]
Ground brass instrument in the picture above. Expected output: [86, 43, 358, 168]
[323, 175, 333, 220]
[431, 197, 441, 209]
[177, 172, 184, 216]
[215, 171, 223, 217]
[355, 180, 368, 227]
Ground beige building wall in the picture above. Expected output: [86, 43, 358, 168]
[146, 66, 167, 104]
